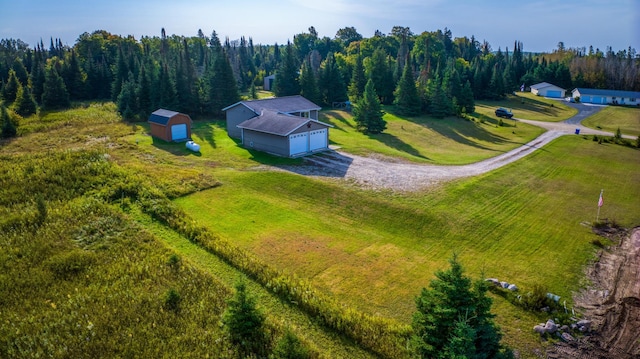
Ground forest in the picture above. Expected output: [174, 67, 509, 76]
[0, 26, 639, 129]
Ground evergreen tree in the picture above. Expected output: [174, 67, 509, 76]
[459, 80, 475, 114]
[1, 105, 17, 138]
[223, 280, 269, 357]
[428, 74, 453, 118]
[30, 62, 46, 105]
[394, 57, 421, 116]
[206, 49, 240, 117]
[353, 79, 386, 134]
[111, 45, 128, 101]
[117, 72, 138, 120]
[12, 82, 37, 117]
[41, 64, 70, 109]
[156, 64, 178, 110]
[62, 50, 86, 100]
[488, 64, 505, 100]
[2, 69, 19, 104]
[136, 64, 152, 116]
[11, 59, 29, 87]
[348, 53, 366, 102]
[368, 48, 395, 104]
[299, 57, 320, 104]
[274, 41, 300, 97]
[318, 52, 347, 106]
[411, 255, 509, 359]
[271, 330, 311, 359]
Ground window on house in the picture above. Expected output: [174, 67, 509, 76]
[631, 98, 637, 102]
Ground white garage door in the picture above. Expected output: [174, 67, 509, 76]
[289, 132, 308, 156]
[171, 124, 188, 141]
[309, 129, 327, 151]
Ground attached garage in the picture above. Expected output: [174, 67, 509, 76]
[148, 109, 192, 142]
[238, 110, 332, 157]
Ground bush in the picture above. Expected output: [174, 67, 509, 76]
[164, 288, 181, 312]
[46, 250, 96, 280]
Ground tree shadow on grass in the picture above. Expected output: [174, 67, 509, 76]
[321, 110, 353, 132]
[422, 116, 523, 152]
[367, 132, 431, 160]
[194, 120, 218, 149]
[151, 137, 201, 157]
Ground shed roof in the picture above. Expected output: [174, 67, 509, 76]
[222, 95, 321, 114]
[573, 88, 640, 98]
[530, 82, 564, 91]
[148, 109, 180, 126]
[237, 110, 331, 136]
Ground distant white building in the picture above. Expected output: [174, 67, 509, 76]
[530, 82, 566, 98]
[572, 88, 640, 105]
[263, 74, 276, 91]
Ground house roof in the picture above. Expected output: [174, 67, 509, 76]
[573, 88, 640, 98]
[148, 109, 180, 126]
[237, 110, 331, 136]
[222, 95, 321, 114]
[530, 82, 564, 91]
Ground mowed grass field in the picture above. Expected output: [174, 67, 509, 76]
[176, 135, 640, 350]
[581, 105, 640, 137]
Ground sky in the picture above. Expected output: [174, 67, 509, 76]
[1, 0, 638, 53]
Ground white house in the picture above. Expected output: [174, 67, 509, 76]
[530, 82, 566, 98]
[572, 88, 640, 105]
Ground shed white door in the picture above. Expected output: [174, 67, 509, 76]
[309, 129, 327, 151]
[289, 132, 308, 156]
[171, 124, 188, 141]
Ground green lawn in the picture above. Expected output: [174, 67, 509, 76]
[175, 136, 640, 354]
[322, 108, 545, 164]
[581, 105, 640, 137]
[475, 92, 577, 122]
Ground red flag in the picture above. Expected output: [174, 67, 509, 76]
[598, 191, 604, 207]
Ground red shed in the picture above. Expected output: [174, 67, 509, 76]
[148, 109, 192, 142]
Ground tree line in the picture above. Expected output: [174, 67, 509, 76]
[0, 27, 638, 135]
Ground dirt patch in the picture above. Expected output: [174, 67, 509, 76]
[547, 227, 640, 359]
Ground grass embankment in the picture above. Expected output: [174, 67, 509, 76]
[475, 92, 577, 122]
[323, 108, 544, 164]
[581, 105, 640, 137]
[176, 136, 640, 355]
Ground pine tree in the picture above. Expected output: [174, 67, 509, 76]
[1, 105, 17, 138]
[459, 80, 475, 114]
[411, 255, 509, 359]
[2, 69, 19, 104]
[117, 72, 138, 120]
[206, 49, 240, 117]
[274, 41, 300, 97]
[318, 53, 347, 106]
[348, 53, 366, 102]
[394, 57, 421, 116]
[30, 62, 46, 105]
[368, 48, 395, 104]
[299, 57, 320, 104]
[223, 280, 269, 357]
[353, 79, 386, 134]
[136, 64, 152, 116]
[41, 64, 70, 109]
[12, 82, 38, 117]
[62, 50, 86, 100]
[156, 64, 178, 110]
[271, 330, 311, 359]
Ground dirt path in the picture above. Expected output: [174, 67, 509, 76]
[547, 228, 640, 359]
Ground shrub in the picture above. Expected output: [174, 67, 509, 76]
[164, 288, 182, 312]
[521, 283, 550, 311]
[46, 250, 96, 280]
[271, 329, 311, 359]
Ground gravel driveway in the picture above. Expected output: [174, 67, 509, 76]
[279, 103, 628, 191]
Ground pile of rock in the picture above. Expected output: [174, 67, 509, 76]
[532, 318, 592, 342]
[485, 278, 518, 291]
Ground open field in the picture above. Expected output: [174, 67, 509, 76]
[581, 105, 640, 137]
[474, 92, 577, 122]
[2, 102, 639, 358]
